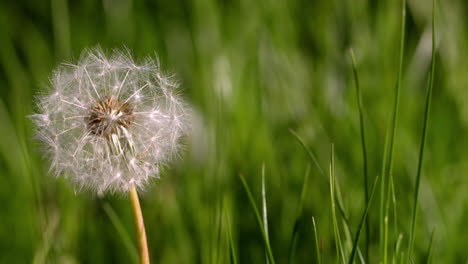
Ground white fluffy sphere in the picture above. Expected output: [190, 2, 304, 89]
[31, 48, 190, 194]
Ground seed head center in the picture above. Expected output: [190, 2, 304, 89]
[86, 96, 135, 137]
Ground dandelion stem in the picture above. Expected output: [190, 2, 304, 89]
[129, 184, 151, 264]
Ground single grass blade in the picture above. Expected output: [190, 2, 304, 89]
[384, 0, 406, 262]
[350, 48, 370, 262]
[390, 177, 401, 264]
[289, 129, 325, 176]
[384, 172, 393, 264]
[312, 216, 321, 264]
[348, 176, 379, 264]
[407, 0, 436, 260]
[335, 174, 366, 263]
[223, 200, 238, 264]
[262, 164, 270, 264]
[214, 200, 224, 264]
[239, 174, 276, 264]
[379, 123, 390, 257]
[329, 144, 346, 263]
[297, 165, 311, 218]
[337, 179, 353, 257]
[387, 0, 406, 173]
[288, 221, 301, 264]
[288, 165, 311, 263]
[424, 228, 436, 264]
[103, 203, 139, 263]
[385, 169, 401, 264]
[393, 233, 404, 264]
[390, 176, 399, 239]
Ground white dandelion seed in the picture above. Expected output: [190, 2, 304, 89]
[31, 48, 190, 194]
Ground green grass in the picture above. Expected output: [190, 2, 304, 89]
[329, 144, 346, 263]
[287, 164, 310, 263]
[312, 216, 321, 264]
[240, 174, 275, 264]
[382, 1, 406, 263]
[349, 176, 379, 264]
[0, 0, 464, 263]
[349, 48, 370, 263]
[408, 0, 437, 260]
[102, 203, 139, 262]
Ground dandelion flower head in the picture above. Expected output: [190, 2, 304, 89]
[32, 48, 190, 194]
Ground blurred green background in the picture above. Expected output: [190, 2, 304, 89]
[0, 0, 467, 263]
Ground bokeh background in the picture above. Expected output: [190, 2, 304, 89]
[0, 0, 467, 263]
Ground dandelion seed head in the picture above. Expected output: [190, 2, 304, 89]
[32, 48, 190, 194]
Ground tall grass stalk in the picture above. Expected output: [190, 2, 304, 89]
[214, 201, 224, 264]
[390, 177, 399, 240]
[289, 129, 325, 176]
[425, 229, 435, 264]
[348, 176, 379, 264]
[239, 174, 276, 264]
[329, 144, 345, 263]
[288, 165, 311, 263]
[393, 233, 404, 264]
[223, 201, 238, 264]
[382, 0, 406, 263]
[312, 216, 321, 264]
[379, 122, 390, 259]
[407, 0, 436, 260]
[261, 165, 270, 264]
[349, 49, 370, 262]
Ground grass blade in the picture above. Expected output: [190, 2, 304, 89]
[350, 48, 370, 262]
[348, 176, 379, 264]
[384, 0, 406, 262]
[390, 176, 399, 239]
[239, 174, 276, 264]
[262, 164, 270, 264]
[289, 129, 346, 219]
[223, 199, 238, 264]
[393, 233, 404, 264]
[424, 228, 435, 264]
[289, 129, 325, 176]
[407, 0, 436, 260]
[312, 216, 321, 264]
[297, 165, 311, 219]
[379, 123, 390, 258]
[214, 200, 224, 264]
[102, 203, 139, 263]
[329, 144, 345, 263]
[288, 165, 311, 263]
[387, 0, 406, 173]
[290, 130, 365, 261]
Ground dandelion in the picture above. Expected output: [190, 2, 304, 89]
[31, 48, 190, 264]
[32, 48, 189, 194]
